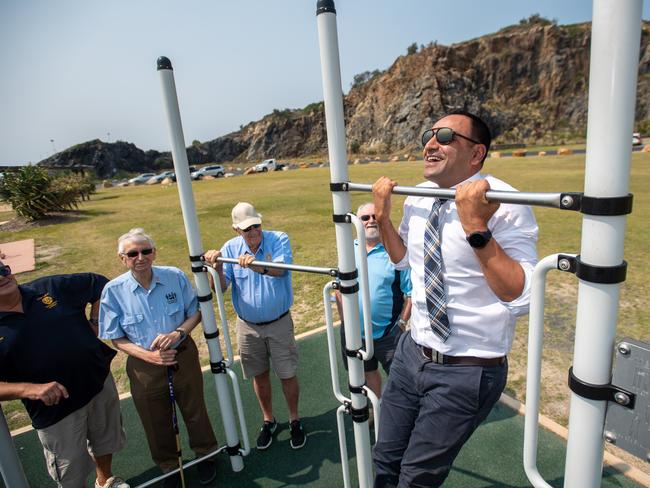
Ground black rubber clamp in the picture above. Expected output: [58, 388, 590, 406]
[198, 293, 213, 302]
[349, 405, 370, 423]
[191, 263, 206, 273]
[204, 330, 219, 340]
[580, 194, 633, 216]
[348, 383, 367, 395]
[339, 283, 359, 294]
[338, 269, 358, 281]
[558, 255, 627, 284]
[345, 348, 362, 359]
[568, 367, 635, 409]
[189, 254, 203, 262]
[317, 0, 336, 15]
[210, 361, 227, 375]
[330, 182, 348, 192]
[333, 214, 352, 223]
[226, 443, 242, 456]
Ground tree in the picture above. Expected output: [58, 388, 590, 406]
[407, 42, 418, 55]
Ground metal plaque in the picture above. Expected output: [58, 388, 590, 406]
[604, 338, 650, 462]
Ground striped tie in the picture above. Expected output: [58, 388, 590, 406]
[424, 198, 450, 341]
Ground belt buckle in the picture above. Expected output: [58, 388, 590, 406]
[433, 349, 443, 364]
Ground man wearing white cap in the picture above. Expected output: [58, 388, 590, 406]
[204, 202, 306, 451]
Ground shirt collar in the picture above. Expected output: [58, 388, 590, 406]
[0, 286, 37, 318]
[127, 268, 163, 293]
[353, 239, 384, 254]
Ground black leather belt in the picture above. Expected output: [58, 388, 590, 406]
[243, 310, 290, 326]
[420, 346, 505, 366]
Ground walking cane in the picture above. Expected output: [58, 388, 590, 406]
[167, 365, 187, 488]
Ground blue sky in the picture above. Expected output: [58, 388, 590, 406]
[1, 1, 648, 165]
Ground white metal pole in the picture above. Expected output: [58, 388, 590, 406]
[0, 410, 29, 488]
[316, 1, 373, 486]
[564, 1, 642, 486]
[157, 56, 244, 473]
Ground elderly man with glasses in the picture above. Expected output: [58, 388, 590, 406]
[99, 228, 218, 488]
[204, 202, 306, 452]
[0, 262, 129, 488]
[335, 202, 412, 401]
[371, 110, 538, 487]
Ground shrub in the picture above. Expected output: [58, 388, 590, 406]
[0, 166, 89, 221]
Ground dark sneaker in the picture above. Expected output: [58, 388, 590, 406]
[256, 418, 278, 450]
[289, 419, 306, 449]
[196, 458, 217, 485]
[160, 473, 180, 488]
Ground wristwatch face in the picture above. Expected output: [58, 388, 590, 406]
[467, 230, 492, 248]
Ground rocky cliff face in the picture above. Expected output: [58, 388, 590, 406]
[40, 19, 650, 177]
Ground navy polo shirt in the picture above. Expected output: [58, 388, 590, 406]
[0, 273, 116, 429]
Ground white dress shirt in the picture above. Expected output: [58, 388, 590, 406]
[393, 172, 539, 357]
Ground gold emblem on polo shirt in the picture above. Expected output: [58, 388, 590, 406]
[40, 293, 57, 309]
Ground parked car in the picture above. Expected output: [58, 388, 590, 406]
[128, 173, 156, 184]
[253, 159, 277, 172]
[190, 165, 225, 180]
[153, 170, 175, 183]
[633, 132, 643, 146]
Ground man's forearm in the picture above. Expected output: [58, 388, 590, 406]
[377, 218, 407, 264]
[473, 240, 525, 302]
[0, 381, 29, 401]
[177, 311, 201, 334]
[112, 338, 152, 362]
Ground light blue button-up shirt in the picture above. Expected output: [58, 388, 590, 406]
[99, 266, 199, 350]
[357, 241, 412, 339]
[221, 230, 293, 323]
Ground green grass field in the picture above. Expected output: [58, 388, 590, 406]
[2, 152, 649, 444]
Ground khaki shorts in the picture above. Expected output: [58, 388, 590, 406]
[237, 311, 299, 379]
[36, 374, 126, 488]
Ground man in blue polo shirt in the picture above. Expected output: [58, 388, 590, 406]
[336, 202, 412, 399]
[0, 262, 129, 488]
[204, 202, 305, 452]
[99, 228, 218, 488]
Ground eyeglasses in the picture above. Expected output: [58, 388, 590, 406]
[359, 214, 376, 222]
[241, 224, 261, 233]
[421, 127, 481, 147]
[0, 265, 12, 277]
[121, 248, 154, 259]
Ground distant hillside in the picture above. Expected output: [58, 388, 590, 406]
[40, 17, 650, 178]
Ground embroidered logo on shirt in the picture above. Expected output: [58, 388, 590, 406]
[40, 293, 57, 309]
[165, 292, 177, 304]
[265, 253, 272, 261]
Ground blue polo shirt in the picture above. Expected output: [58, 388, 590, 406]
[221, 230, 293, 323]
[99, 266, 199, 350]
[357, 241, 412, 339]
[0, 273, 115, 429]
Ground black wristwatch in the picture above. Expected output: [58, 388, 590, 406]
[466, 230, 492, 249]
[175, 328, 187, 341]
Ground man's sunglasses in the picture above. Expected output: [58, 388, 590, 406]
[359, 214, 376, 222]
[241, 224, 261, 233]
[0, 265, 12, 277]
[121, 248, 154, 259]
[421, 127, 481, 147]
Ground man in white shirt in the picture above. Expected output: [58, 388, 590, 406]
[372, 110, 538, 487]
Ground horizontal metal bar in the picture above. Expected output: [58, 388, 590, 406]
[215, 257, 337, 276]
[345, 182, 564, 209]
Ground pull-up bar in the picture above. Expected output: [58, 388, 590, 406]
[339, 182, 581, 210]
[209, 257, 339, 277]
